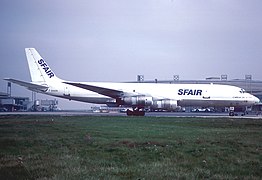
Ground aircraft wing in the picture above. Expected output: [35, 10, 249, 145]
[64, 82, 127, 98]
[4, 78, 48, 91]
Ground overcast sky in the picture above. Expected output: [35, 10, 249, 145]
[1, 0, 262, 109]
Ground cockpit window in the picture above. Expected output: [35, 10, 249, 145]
[239, 89, 246, 93]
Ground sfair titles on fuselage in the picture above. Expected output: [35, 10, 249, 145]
[178, 89, 202, 96]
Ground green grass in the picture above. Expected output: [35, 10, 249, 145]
[0, 115, 261, 179]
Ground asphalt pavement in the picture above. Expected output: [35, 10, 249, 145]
[1, 111, 262, 119]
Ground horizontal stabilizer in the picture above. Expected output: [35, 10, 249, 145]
[4, 78, 48, 91]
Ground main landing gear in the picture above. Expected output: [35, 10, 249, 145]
[126, 108, 145, 116]
[229, 111, 246, 116]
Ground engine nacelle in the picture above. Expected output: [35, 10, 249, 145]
[152, 99, 178, 111]
[120, 96, 153, 106]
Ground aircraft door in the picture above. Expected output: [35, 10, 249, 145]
[64, 86, 70, 96]
[202, 89, 210, 99]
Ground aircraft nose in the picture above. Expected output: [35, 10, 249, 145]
[254, 96, 260, 104]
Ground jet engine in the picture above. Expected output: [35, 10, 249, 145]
[120, 95, 153, 106]
[118, 96, 179, 112]
[152, 99, 178, 111]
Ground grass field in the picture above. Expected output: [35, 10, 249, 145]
[0, 115, 261, 179]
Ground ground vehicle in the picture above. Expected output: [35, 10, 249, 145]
[191, 108, 212, 112]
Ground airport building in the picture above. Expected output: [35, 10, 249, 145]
[0, 83, 58, 112]
[0, 92, 30, 112]
[0, 91, 58, 112]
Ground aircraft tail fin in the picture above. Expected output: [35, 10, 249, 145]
[25, 48, 62, 83]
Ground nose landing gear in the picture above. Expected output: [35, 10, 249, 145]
[229, 106, 246, 116]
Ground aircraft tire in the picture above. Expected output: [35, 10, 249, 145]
[126, 109, 145, 116]
[229, 111, 234, 116]
[127, 109, 133, 116]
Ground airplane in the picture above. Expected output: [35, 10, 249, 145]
[4, 48, 260, 116]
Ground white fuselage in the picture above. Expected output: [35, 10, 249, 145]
[44, 80, 259, 108]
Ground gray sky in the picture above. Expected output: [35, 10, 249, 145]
[1, 0, 262, 109]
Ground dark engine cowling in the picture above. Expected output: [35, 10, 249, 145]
[120, 95, 153, 106]
[152, 99, 178, 111]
